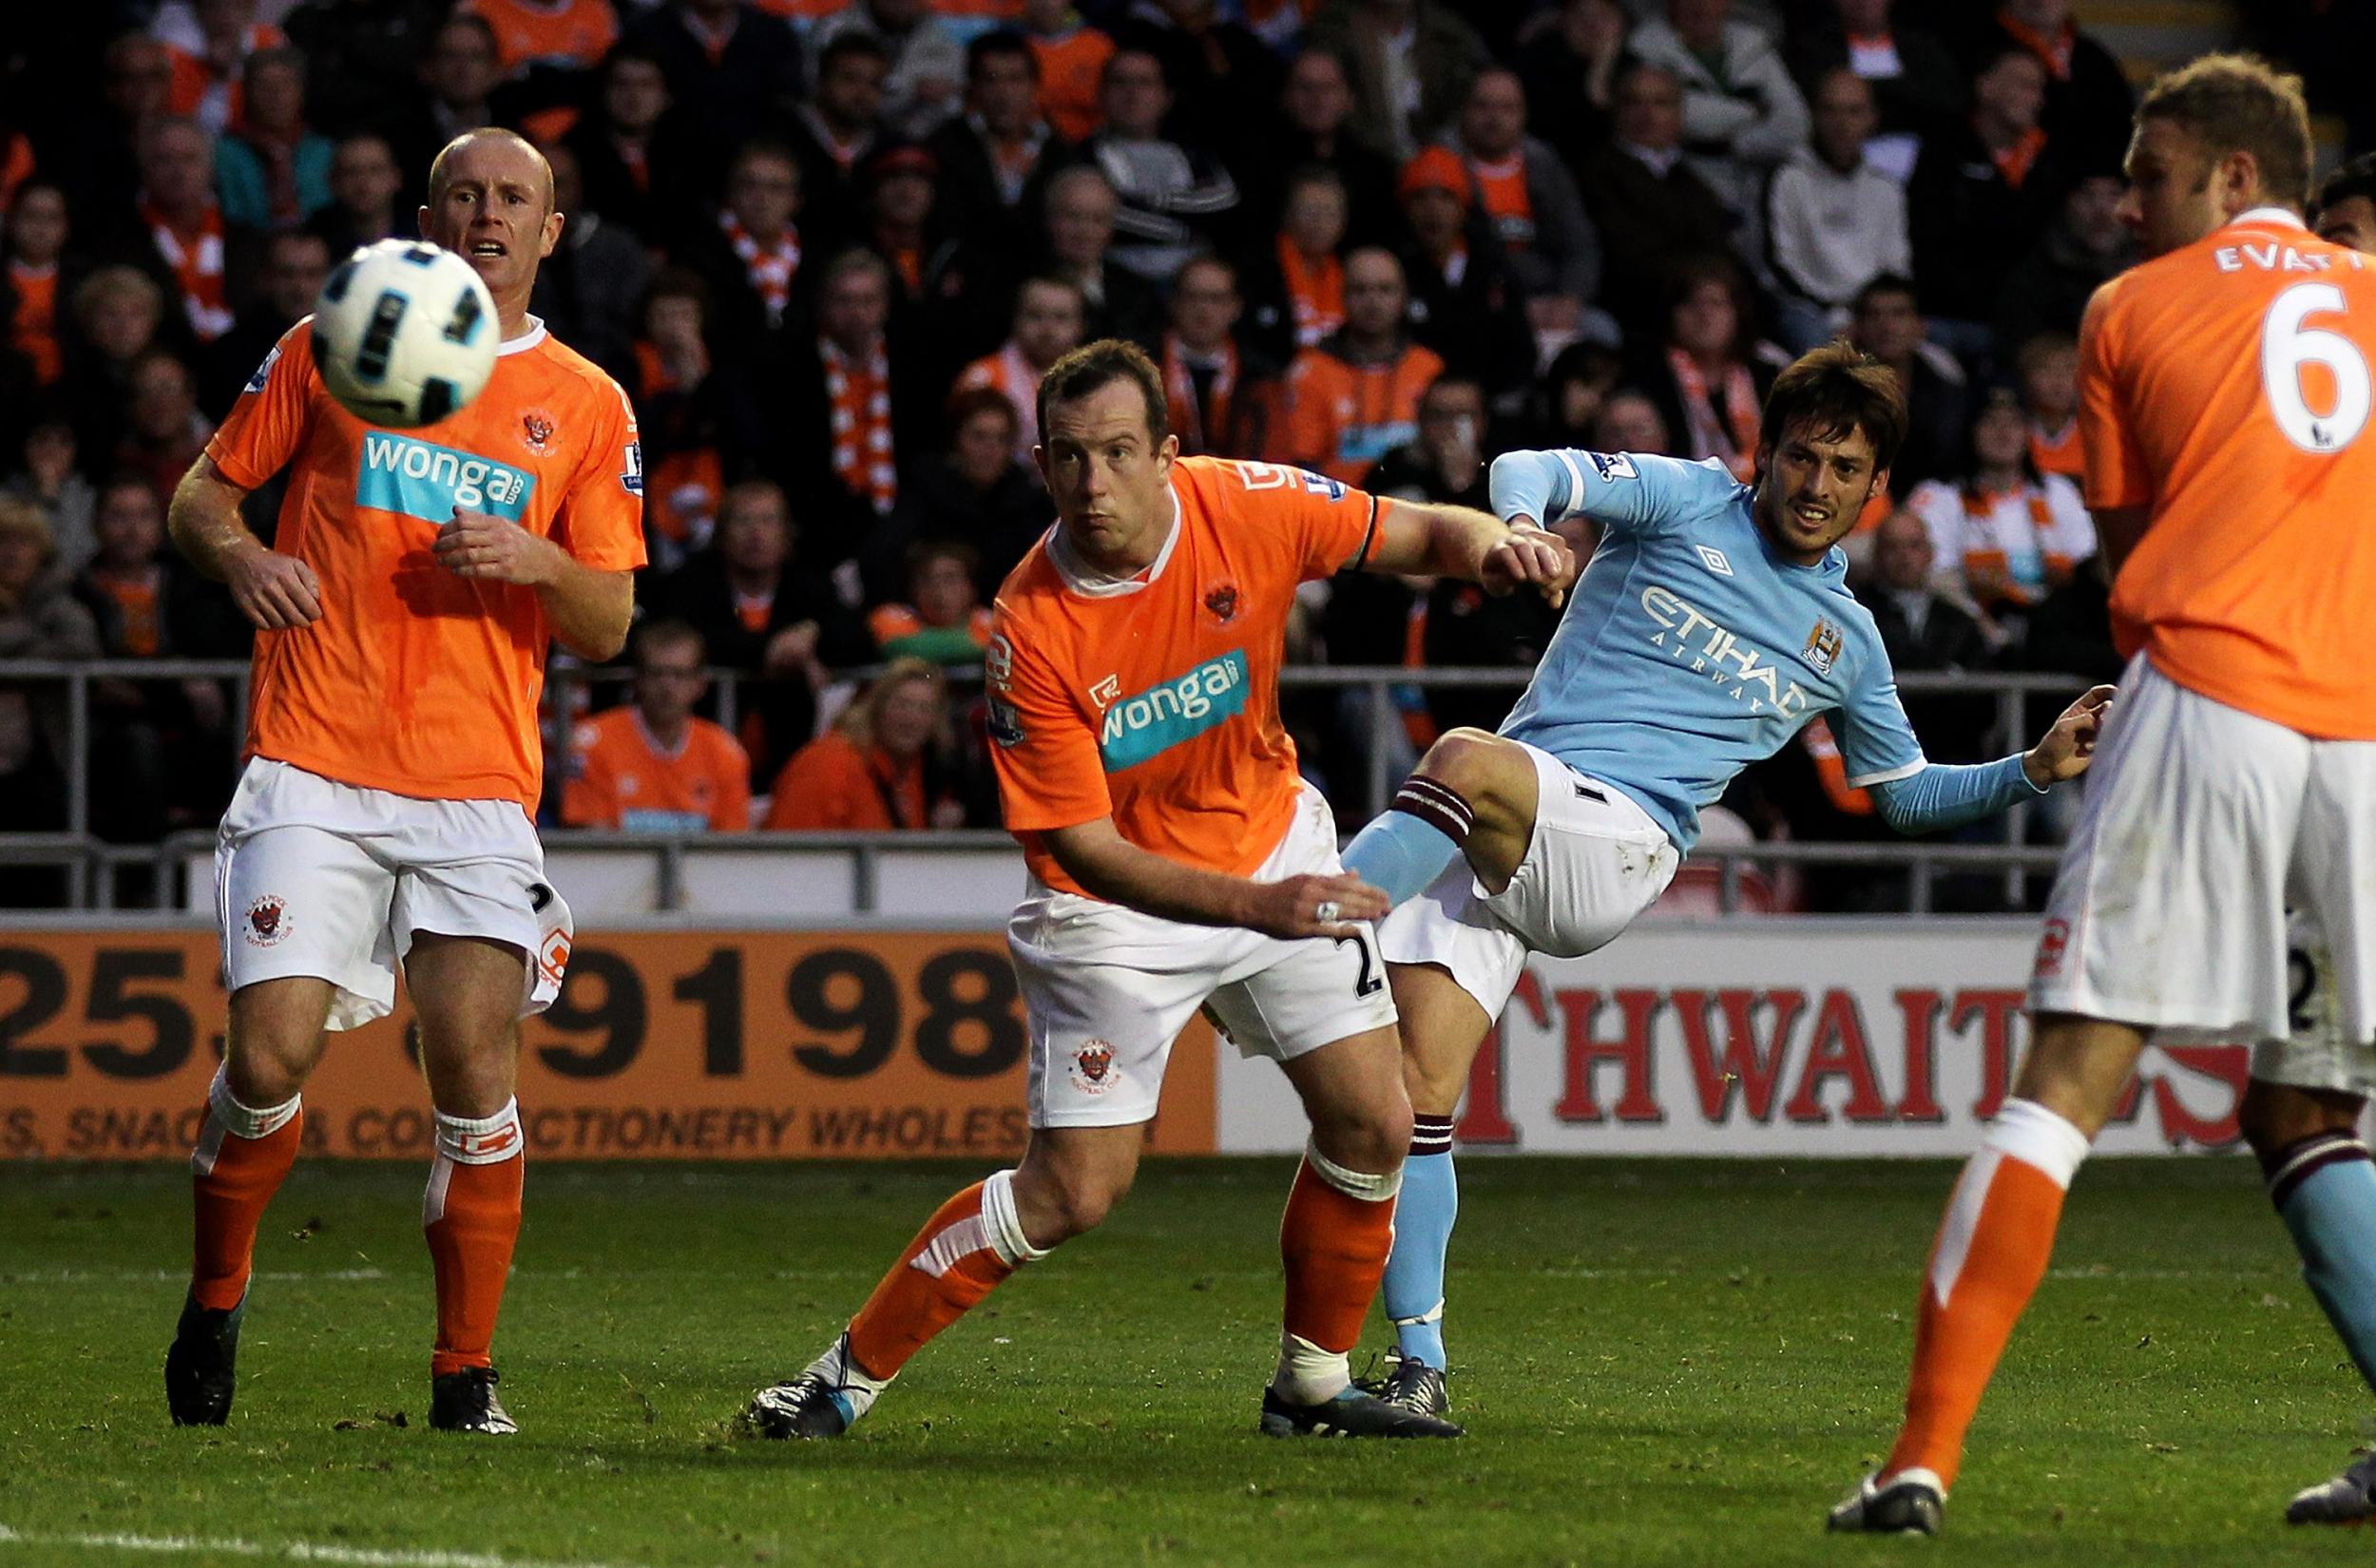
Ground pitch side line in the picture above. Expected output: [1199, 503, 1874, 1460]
[0, 1525, 661, 1568]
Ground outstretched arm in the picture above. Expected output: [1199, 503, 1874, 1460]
[1360, 499, 1574, 606]
[1868, 685, 2115, 835]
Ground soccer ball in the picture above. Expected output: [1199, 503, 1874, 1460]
[311, 239, 500, 429]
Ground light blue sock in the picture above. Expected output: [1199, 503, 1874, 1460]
[2269, 1132, 2376, 1390]
[1341, 784, 1470, 908]
[1383, 1119, 1459, 1370]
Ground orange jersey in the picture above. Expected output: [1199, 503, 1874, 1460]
[461, 0, 619, 73]
[207, 317, 646, 808]
[2029, 416, 2080, 478]
[1030, 26, 1114, 143]
[1274, 340, 1446, 486]
[2079, 207, 2376, 738]
[563, 706, 750, 831]
[764, 729, 931, 831]
[986, 455, 1389, 895]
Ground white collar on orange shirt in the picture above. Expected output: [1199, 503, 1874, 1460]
[2228, 205, 2307, 232]
[499, 316, 549, 355]
[1046, 479, 1183, 598]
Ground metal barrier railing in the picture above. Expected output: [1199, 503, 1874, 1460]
[0, 659, 2093, 913]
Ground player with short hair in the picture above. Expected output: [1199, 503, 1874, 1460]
[741, 337, 1572, 1442]
[1330, 341, 2111, 1423]
[162, 127, 644, 1436]
[1831, 54, 2376, 1533]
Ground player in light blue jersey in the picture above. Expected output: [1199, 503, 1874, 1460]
[1333, 342, 2115, 1417]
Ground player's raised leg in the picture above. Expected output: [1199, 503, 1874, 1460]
[408, 932, 531, 1436]
[1339, 727, 1542, 908]
[167, 975, 333, 1426]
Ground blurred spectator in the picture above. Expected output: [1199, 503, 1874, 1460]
[280, 0, 450, 141]
[1274, 246, 1444, 486]
[1024, 0, 1116, 144]
[1765, 68, 1909, 354]
[928, 32, 1062, 247]
[867, 539, 995, 662]
[5, 182, 77, 389]
[814, 0, 965, 142]
[1034, 164, 1161, 352]
[1907, 44, 2064, 353]
[789, 31, 891, 249]
[305, 133, 409, 259]
[1974, 0, 2134, 176]
[2016, 332, 2079, 481]
[461, 0, 619, 80]
[64, 267, 171, 466]
[957, 274, 1086, 466]
[1639, 258, 1781, 484]
[1857, 507, 1989, 674]
[566, 45, 698, 246]
[2012, 550, 2118, 685]
[388, 14, 508, 198]
[109, 115, 258, 346]
[50, 35, 173, 238]
[561, 620, 752, 832]
[625, 0, 803, 192]
[530, 142, 650, 384]
[0, 500, 102, 763]
[1246, 52, 1397, 247]
[155, 0, 286, 138]
[778, 249, 940, 541]
[115, 351, 210, 508]
[1088, 48, 1241, 285]
[0, 687, 70, 905]
[1305, 0, 1489, 164]
[1593, 386, 1671, 455]
[1903, 386, 2091, 636]
[3, 422, 97, 579]
[1445, 69, 1600, 340]
[696, 140, 810, 354]
[630, 269, 728, 571]
[1994, 169, 2132, 357]
[1161, 254, 1277, 459]
[1514, 0, 1628, 176]
[763, 657, 963, 830]
[68, 473, 241, 839]
[1786, 0, 1965, 180]
[1243, 165, 1348, 365]
[1629, 0, 1809, 239]
[205, 228, 329, 417]
[862, 144, 953, 308]
[1846, 273, 1964, 490]
[1578, 62, 1734, 335]
[1393, 148, 1534, 398]
[644, 477, 869, 785]
[215, 48, 334, 233]
[1527, 336, 1624, 449]
[1111, 0, 1282, 176]
[869, 387, 1044, 600]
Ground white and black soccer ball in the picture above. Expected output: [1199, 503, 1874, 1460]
[310, 239, 500, 429]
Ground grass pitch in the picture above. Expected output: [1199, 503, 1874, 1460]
[1, 1157, 2370, 1567]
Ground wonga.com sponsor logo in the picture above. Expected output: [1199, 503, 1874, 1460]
[1098, 650, 1249, 771]
[356, 432, 536, 525]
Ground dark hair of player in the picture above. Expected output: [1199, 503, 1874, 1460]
[2316, 152, 2376, 222]
[1760, 340, 1909, 472]
[2136, 52, 2313, 212]
[1037, 337, 1171, 450]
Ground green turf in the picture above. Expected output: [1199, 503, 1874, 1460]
[2, 1157, 2371, 1566]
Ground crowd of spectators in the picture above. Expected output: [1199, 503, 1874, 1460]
[0, 0, 2356, 909]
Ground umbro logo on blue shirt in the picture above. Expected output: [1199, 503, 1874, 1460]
[1696, 545, 1734, 577]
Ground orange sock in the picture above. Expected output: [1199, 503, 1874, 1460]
[1885, 1099, 2090, 1490]
[424, 1100, 526, 1377]
[1275, 1144, 1401, 1402]
[846, 1169, 1047, 1380]
[190, 1068, 303, 1310]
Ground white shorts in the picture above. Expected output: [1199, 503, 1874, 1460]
[1375, 742, 1678, 1018]
[1008, 784, 1398, 1129]
[2031, 655, 2376, 1045]
[215, 757, 573, 1032]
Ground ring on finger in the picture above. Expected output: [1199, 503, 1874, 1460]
[1314, 899, 1341, 925]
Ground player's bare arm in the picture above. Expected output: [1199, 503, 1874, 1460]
[433, 508, 632, 661]
[2020, 683, 2117, 788]
[1363, 502, 1575, 607]
[167, 456, 323, 630]
[1043, 816, 1386, 940]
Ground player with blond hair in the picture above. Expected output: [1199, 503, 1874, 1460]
[1833, 55, 2376, 1533]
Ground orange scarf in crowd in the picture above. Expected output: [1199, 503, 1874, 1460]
[719, 212, 799, 325]
[1995, 8, 2074, 79]
[822, 336, 896, 514]
[142, 201, 233, 340]
[1668, 348, 1759, 482]
[9, 260, 59, 384]
[1992, 125, 2048, 191]
[1277, 238, 1343, 349]
[1161, 333, 1238, 456]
